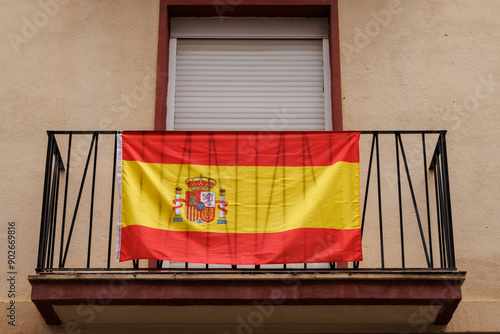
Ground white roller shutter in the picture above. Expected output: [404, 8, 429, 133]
[173, 39, 327, 131]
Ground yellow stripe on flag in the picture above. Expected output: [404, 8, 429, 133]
[121, 160, 360, 233]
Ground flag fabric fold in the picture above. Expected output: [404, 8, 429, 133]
[117, 131, 362, 264]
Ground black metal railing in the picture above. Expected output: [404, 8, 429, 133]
[36, 130, 455, 272]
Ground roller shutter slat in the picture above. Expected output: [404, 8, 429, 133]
[176, 92, 324, 98]
[175, 108, 325, 113]
[175, 113, 326, 119]
[174, 124, 324, 131]
[176, 86, 323, 93]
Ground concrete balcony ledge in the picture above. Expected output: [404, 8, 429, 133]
[29, 270, 465, 330]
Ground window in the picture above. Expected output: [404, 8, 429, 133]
[166, 18, 332, 131]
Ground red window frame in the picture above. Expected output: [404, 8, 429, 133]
[153, 0, 343, 131]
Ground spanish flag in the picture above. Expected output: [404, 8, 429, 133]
[117, 131, 362, 264]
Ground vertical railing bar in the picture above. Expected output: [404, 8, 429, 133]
[435, 153, 448, 268]
[38, 133, 55, 269]
[61, 135, 96, 268]
[45, 157, 59, 269]
[438, 135, 452, 268]
[361, 133, 376, 237]
[107, 133, 118, 269]
[422, 134, 434, 268]
[133, 260, 139, 269]
[354, 133, 376, 270]
[87, 134, 99, 269]
[49, 159, 62, 268]
[440, 132, 455, 268]
[60, 134, 72, 268]
[398, 135, 431, 268]
[396, 133, 405, 268]
[375, 133, 385, 268]
[47, 162, 57, 269]
[433, 164, 444, 268]
[157, 260, 163, 269]
[43, 146, 59, 269]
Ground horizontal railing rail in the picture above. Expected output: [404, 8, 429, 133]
[36, 130, 455, 272]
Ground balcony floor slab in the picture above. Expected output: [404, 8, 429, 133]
[29, 270, 465, 329]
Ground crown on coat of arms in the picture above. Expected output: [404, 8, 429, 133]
[185, 174, 217, 191]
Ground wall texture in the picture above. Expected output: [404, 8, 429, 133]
[340, 0, 500, 332]
[0, 0, 499, 333]
[0, 1, 159, 333]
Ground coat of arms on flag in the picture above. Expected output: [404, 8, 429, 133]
[172, 174, 228, 224]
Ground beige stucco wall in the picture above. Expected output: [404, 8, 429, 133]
[0, 0, 499, 333]
[340, 0, 500, 332]
[0, 1, 159, 333]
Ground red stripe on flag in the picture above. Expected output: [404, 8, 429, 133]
[121, 132, 359, 166]
[119, 225, 362, 264]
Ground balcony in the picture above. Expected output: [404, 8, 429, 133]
[29, 130, 465, 332]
